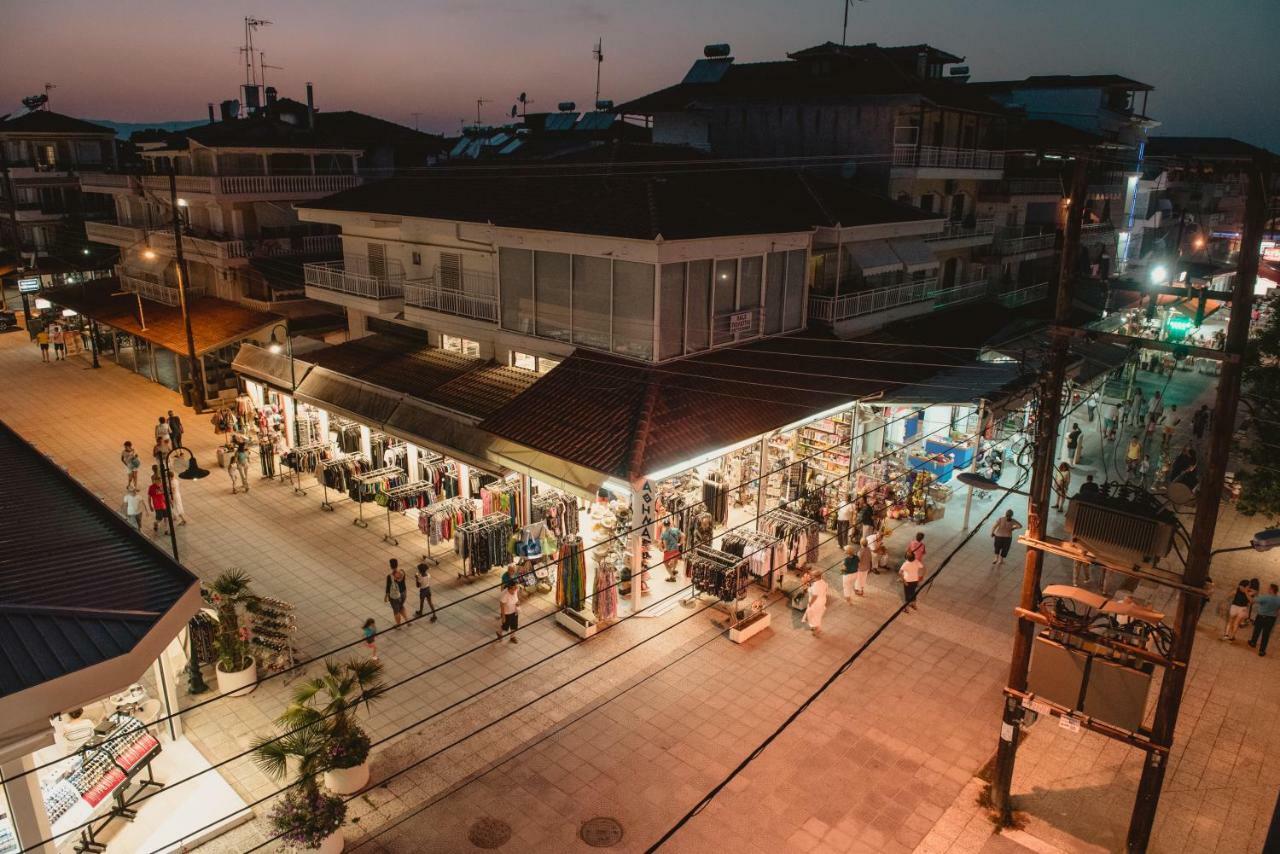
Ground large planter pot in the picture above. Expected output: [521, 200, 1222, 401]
[314, 829, 344, 854]
[324, 761, 369, 795]
[215, 658, 257, 697]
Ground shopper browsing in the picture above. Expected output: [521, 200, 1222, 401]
[660, 521, 684, 581]
[497, 583, 520, 643]
[835, 497, 854, 549]
[991, 510, 1022, 566]
[841, 545, 861, 603]
[899, 553, 925, 612]
[801, 571, 829, 637]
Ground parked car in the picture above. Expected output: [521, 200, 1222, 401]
[0, 309, 19, 333]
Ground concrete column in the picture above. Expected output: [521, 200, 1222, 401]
[407, 444, 420, 480]
[359, 425, 372, 462]
[1, 753, 56, 854]
[152, 652, 183, 741]
[459, 463, 471, 500]
[962, 398, 987, 530]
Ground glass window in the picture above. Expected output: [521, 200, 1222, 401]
[533, 251, 571, 341]
[686, 260, 711, 353]
[739, 256, 762, 311]
[765, 253, 785, 335]
[499, 248, 533, 334]
[612, 260, 655, 360]
[511, 351, 537, 371]
[712, 259, 737, 345]
[783, 249, 806, 331]
[659, 264, 685, 360]
[442, 335, 480, 356]
[538, 356, 561, 374]
[571, 255, 611, 350]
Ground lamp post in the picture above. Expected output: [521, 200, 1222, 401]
[155, 445, 210, 565]
[168, 168, 205, 413]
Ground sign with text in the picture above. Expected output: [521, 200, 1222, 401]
[630, 479, 654, 538]
[17, 277, 40, 294]
[728, 311, 754, 334]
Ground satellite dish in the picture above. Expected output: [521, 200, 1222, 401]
[511, 105, 518, 118]
[518, 92, 527, 104]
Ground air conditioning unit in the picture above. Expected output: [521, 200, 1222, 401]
[1065, 490, 1177, 569]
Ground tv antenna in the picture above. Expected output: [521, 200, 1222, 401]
[474, 98, 489, 126]
[512, 92, 533, 120]
[43, 83, 56, 108]
[259, 52, 283, 90]
[593, 38, 604, 106]
[842, 0, 866, 46]
[241, 16, 272, 87]
[411, 112, 422, 131]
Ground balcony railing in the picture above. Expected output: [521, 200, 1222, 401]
[1079, 222, 1116, 243]
[139, 174, 361, 196]
[404, 272, 499, 323]
[932, 278, 990, 308]
[996, 282, 1050, 308]
[117, 272, 206, 306]
[79, 173, 135, 192]
[924, 217, 995, 244]
[808, 277, 937, 322]
[893, 145, 1005, 171]
[304, 256, 405, 300]
[146, 231, 342, 261]
[993, 227, 1057, 256]
[85, 221, 146, 245]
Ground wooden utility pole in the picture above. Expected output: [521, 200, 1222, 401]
[989, 155, 1089, 822]
[1125, 158, 1270, 851]
[168, 169, 205, 413]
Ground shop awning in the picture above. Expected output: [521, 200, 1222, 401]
[875, 361, 1031, 409]
[847, 240, 903, 276]
[888, 238, 940, 273]
[293, 367, 402, 427]
[383, 397, 504, 475]
[487, 437, 613, 503]
[231, 342, 313, 393]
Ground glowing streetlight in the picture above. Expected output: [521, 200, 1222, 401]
[1150, 265, 1169, 285]
[143, 249, 157, 260]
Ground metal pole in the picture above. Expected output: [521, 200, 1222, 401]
[158, 448, 179, 563]
[990, 155, 1089, 823]
[88, 318, 101, 368]
[962, 398, 987, 530]
[1125, 158, 1269, 852]
[169, 169, 205, 413]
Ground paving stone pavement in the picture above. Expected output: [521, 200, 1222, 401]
[2, 327, 1276, 854]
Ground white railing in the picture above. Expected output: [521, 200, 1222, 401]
[79, 173, 134, 191]
[85, 221, 145, 245]
[994, 228, 1057, 255]
[141, 174, 216, 194]
[1079, 222, 1117, 243]
[997, 282, 1050, 308]
[118, 272, 205, 306]
[139, 174, 361, 196]
[924, 217, 995, 243]
[893, 145, 1004, 171]
[403, 277, 499, 322]
[304, 257, 405, 300]
[932, 278, 990, 308]
[808, 277, 937, 322]
[147, 231, 342, 261]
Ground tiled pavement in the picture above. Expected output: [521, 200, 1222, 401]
[2, 326, 1277, 854]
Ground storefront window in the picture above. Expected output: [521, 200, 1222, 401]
[499, 247, 533, 334]
[686, 259, 711, 352]
[739, 256, 762, 312]
[783, 248, 806, 331]
[712, 259, 737, 346]
[612, 260, 655, 360]
[571, 255, 611, 350]
[765, 252, 786, 335]
[659, 263, 686, 360]
[534, 251, 571, 341]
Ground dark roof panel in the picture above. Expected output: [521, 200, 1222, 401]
[1146, 136, 1277, 162]
[0, 110, 115, 135]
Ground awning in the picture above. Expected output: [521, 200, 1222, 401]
[487, 437, 613, 503]
[875, 361, 1031, 409]
[383, 397, 504, 475]
[889, 238, 940, 273]
[847, 240, 902, 276]
[293, 367, 402, 427]
[231, 342, 313, 393]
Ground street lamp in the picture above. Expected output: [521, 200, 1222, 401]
[957, 471, 1031, 496]
[156, 444, 210, 565]
[1210, 529, 1280, 556]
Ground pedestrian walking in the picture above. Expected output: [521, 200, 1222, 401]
[49, 322, 65, 360]
[1144, 411, 1160, 446]
[841, 545, 860, 603]
[1150, 389, 1164, 421]
[155, 416, 171, 448]
[991, 510, 1022, 566]
[1139, 454, 1152, 488]
[167, 410, 184, 450]
[1086, 392, 1098, 423]
[122, 485, 144, 530]
[801, 571, 829, 637]
[1222, 579, 1253, 642]
[660, 520, 684, 581]
[857, 537, 873, 596]
[362, 618, 379, 661]
[1125, 435, 1142, 476]
[899, 552, 925, 611]
[1244, 578, 1261, 628]
[1161, 405, 1180, 454]
[385, 559, 408, 627]
[1136, 390, 1150, 425]
[1248, 583, 1279, 657]
[147, 475, 170, 537]
[1104, 404, 1120, 441]
[497, 582, 520, 642]
[1191, 404, 1210, 441]
[36, 327, 50, 362]
[167, 469, 188, 525]
[121, 441, 141, 489]
[227, 435, 250, 494]
[1066, 423, 1083, 465]
[835, 495, 853, 549]
[1053, 462, 1072, 511]
[414, 560, 438, 621]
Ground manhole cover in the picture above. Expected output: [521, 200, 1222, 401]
[580, 816, 624, 847]
[468, 817, 512, 849]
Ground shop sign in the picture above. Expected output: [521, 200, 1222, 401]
[630, 479, 654, 536]
[17, 277, 40, 294]
[728, 310, 754, 334]
[1058, 714, 1082, 733]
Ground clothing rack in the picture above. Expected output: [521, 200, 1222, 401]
[721, 529, 785, 591]
[684, 544, 749, 622]
[284, 440, 329, 497]
[351, 465, 406, 528]
[530, 489, 581, 536]
[757, 508, 820, 570]
[481, 477, 525, 527]
[317, 452, 367, 512]
[456, 512, 513, 579]
[380, 480, 439, 561]
[417, 496, 478, 550]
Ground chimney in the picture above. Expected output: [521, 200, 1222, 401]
[306, 82, 315, 130]
[265, 86, 278, 107]
[207, 103, 216, 123]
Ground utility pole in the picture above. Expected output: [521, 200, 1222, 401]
[989, 155, 1089, 822]
[593, 38, 604, 106]
[168, 169, 205, 413]
[1125, 157, 1271, 851]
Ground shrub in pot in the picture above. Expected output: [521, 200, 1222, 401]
[208, 569, 258, 695]
[254, 725, 346, 851]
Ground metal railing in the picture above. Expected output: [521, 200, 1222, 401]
[924, 217, 995, 243]
[85, 221, 145, 244]
[304, 256, 405, 300]
[993, 227, 1057, 255]
[1079, 222, 1117, 244]
[808, 277, 937, 322]
[997, 282, 1050, 308]
[403, 276, 499, 322]
[118, 272, 206, 306]
[79, 173, 135, 191]
[933, 278, 990, 308]
[147, 231, 342, 261]
[893, 145, 1005, 170]
[138, 174, 361, 196]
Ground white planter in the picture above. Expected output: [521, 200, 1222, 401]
[214, 658, 257, 697]
[729, 611, 772, 644]
[324, 761, 369, 795]
[314, 829, 344, 854]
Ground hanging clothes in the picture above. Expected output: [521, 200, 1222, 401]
[593, 560, 619, 622]
[555, 536, 587, 610]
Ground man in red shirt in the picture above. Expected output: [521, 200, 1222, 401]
[147, 476, 171, 537]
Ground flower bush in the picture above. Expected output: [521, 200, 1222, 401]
[269, 788, 345, 849]
[326, 726, 371, 770]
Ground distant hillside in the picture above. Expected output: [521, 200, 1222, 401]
[85, 119, 206, 140]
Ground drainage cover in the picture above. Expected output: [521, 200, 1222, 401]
[468, 817, 512, 849]
[580, 816, 624, 847]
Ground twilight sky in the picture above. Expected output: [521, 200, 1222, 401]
[2, 0, 1276, 148]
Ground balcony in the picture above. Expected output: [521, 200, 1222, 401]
[304, 256, 404, 315]
[403, 268, 498, 323]
[1079, 222, 1117, 245]
[892, 145, 1004, 177]
[146, 231, 341, 263]
[12, 203, 66, 222]
[996, 282, 1050, 308]
[991, 227, 1058, 257]
[139, 173, 362, 199]
[808, 278, 937, 323]
[932, 277, 990, 308]
[79, 173, 136, 194]
[923, 217, 995, 249]
[85, 221, 146, 247]
[117, 271, 206, 306]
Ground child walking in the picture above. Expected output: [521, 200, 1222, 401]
[362, 618, 379, 661]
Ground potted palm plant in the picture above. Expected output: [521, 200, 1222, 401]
[254, 727, 346, 854]
[279, 658, 385, 795]
[208, 570, 258, 696]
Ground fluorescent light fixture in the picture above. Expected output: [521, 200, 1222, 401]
[61, 309, 77, 317]
[35, 298, 52, 309]
[602, 478, 633, 497]
[176, 198, 189, 207]
[644, 433, 764, 482]
[777, 402, 855, 436]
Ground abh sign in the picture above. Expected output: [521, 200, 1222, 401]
[629, 479, 654, 539]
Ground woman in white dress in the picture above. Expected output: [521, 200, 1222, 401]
[167, 470, 187, 525]
[802, 571, 829, 637]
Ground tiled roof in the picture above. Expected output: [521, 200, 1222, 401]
[0, 110, 115, 135]
[44, 279, 280, 355]
[161, 104, 447, 153]
[0, 419, 198, 697]
[301, 168, 939, 240]
[1146, 137, 1276, 162]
